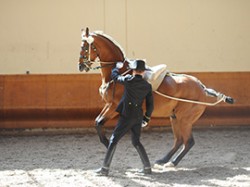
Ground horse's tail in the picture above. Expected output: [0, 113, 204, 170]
[203, 86, 234, 104]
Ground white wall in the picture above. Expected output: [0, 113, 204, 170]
[0, 0, 249, 74]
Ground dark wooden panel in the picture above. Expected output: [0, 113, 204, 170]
[0, 76, 4, 121]
[0, 72, 249, 129]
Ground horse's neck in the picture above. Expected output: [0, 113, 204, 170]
[100, 63, 130, 84]
[100, 67, 112, 84]
[96, 36, 125, 83]
[98, 55, 125, 84]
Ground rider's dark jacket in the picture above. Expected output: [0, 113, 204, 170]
[111, 67, 154, 120]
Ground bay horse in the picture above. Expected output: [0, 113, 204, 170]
[78, 28, 234, 167]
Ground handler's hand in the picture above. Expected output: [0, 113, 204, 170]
[116, 62, 123, 69]
[141, 120, 148, 128]
[141, 115, 150, 128]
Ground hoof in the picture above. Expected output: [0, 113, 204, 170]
[95, 167, 109, 176]
[225, 97, 234, 104]
[137, 167, 152, 175]
[163, 162, 175, 167]
[153, 163, 164, 170]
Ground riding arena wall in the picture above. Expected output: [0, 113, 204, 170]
[0, 72, 249, 129]
[0, 1, 250, 128]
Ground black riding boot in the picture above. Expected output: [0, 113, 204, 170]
[96, 144, 116, 176]
[135, 144, 152, 174]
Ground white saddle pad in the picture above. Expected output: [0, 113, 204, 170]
[144, 64, 168, 91]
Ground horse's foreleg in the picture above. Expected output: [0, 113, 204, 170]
[95, 103, 118, 148]
[95, 104, 111, 148]
[95, 103, 111, 125]
[95, 124, 109, 148]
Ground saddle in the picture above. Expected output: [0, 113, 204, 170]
[144, 64, 169, 91]
[99, 64, 168, 97]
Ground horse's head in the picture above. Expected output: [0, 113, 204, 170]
[78, 27, 126, 72]
[78, 28, 97, 72]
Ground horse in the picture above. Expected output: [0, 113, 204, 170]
[78, 28, 234, 167]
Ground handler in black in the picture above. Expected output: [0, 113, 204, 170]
[96, 59, 154, 176]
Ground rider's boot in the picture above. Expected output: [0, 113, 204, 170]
[135, 144, 152, 174]
[96, 144, 116, 176]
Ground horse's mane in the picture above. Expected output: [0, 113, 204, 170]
[93, 31, 126, 59]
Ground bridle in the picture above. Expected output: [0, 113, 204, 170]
[79, 34, 119, 71]
[79, 33, 132, 102]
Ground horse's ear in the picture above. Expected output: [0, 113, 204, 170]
[86, 27, 89, 37]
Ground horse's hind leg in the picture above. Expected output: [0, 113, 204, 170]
[170, 133, 195, 167]
[155, 104, 205, 167]
[167, 104, 206, 167]
[155, 116, 183, 165]
[162, 118, 195, 167]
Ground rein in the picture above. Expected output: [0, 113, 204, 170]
[92, 63, 114, 70]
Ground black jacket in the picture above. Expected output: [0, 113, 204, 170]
[111, 67, 154, 119]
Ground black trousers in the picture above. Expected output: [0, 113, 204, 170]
[110, 115, 142, 146]
[102, 115, 151, 169]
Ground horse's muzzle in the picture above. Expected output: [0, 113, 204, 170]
[78, 62, 90, 72]
[79, 63, 84, 72]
